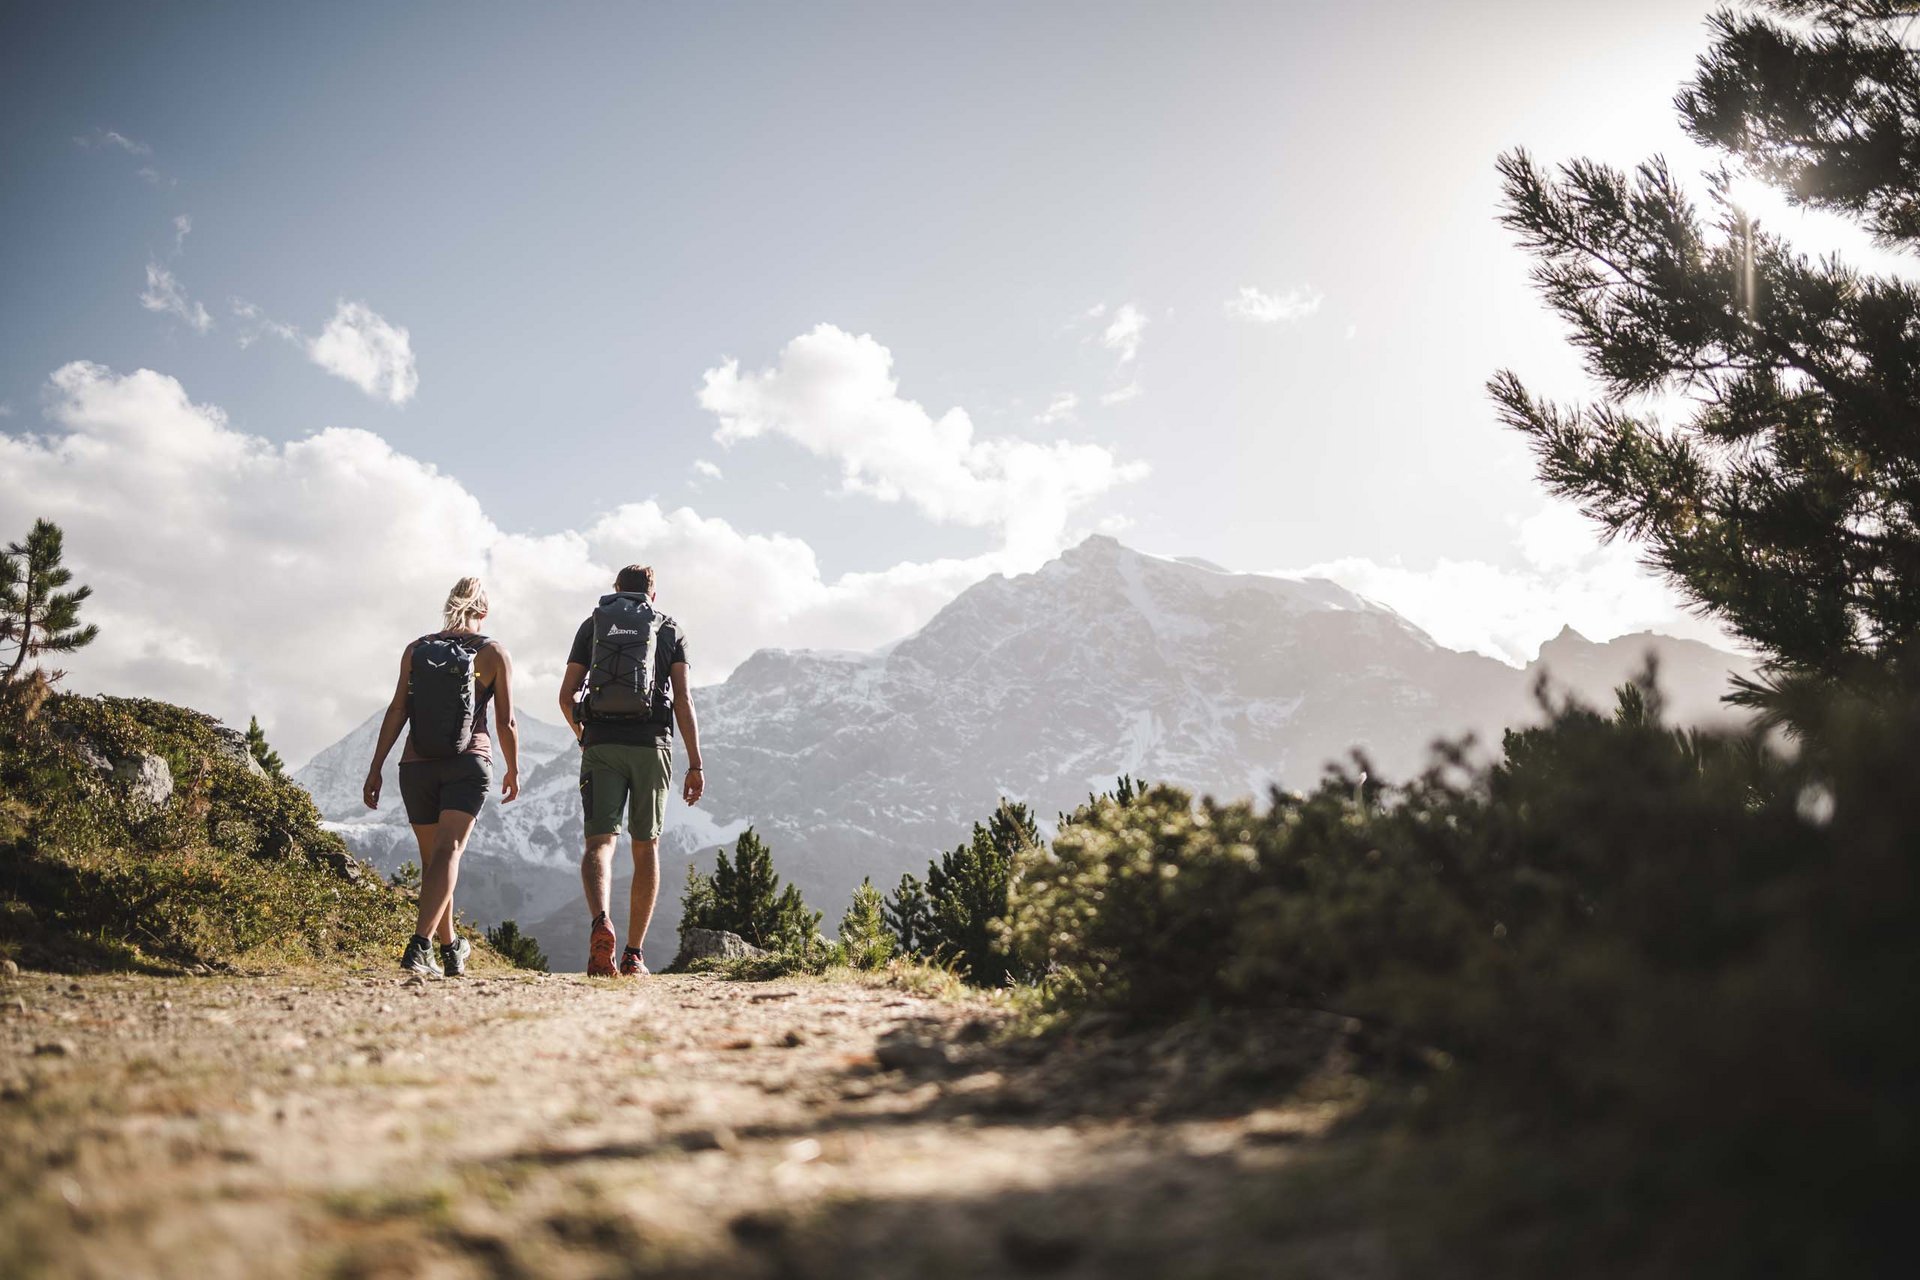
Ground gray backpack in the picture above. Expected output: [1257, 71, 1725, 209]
[584, 594, 663, 722]
[408, 633, 485, 757]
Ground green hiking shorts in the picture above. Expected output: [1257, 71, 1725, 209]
[579, 742, 673, 840]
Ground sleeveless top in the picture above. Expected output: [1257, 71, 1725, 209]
[400, 632, 495, 764]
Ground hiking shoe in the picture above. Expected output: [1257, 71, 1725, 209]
[439, 937, 471, 978]
[399, 934, 439, 976]
[587, 915, 618, 976]
[619, 946, 649, 977]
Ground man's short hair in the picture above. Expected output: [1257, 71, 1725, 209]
[615, 564, 655, 595]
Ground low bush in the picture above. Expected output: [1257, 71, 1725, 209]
[1004, 676, 1920, 1277]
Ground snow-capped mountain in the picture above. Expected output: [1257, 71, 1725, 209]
[297, 535, 1756, 969]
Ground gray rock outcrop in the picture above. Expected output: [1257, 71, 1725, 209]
[671, 928, 765, 970]
[112, 752, 174, 810]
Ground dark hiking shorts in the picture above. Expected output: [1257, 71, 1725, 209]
[580, 742, 672, 840]
[399, 755, 491, 824]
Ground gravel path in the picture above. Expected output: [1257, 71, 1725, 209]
[0, 966, 1385, 1279]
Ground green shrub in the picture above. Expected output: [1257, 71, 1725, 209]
[485, 919, 548, 971]
[838, 877, 893, 970]
[1005, 677, 1920, 1276]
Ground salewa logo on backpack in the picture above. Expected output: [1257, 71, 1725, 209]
[407, 634, 482, 759]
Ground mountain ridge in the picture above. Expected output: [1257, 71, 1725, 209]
[295, 534, 1756, 969]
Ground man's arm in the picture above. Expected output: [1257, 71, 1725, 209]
[670, 662, 703, 805]
[559, 662, 587, 741]
[363, 645, 412, 810]
[486, 642, 520, 803]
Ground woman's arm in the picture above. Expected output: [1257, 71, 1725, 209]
[363, 644, 412, 810]
[487, 642, 520, 803]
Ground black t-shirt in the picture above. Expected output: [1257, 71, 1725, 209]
[566, 612, 690, 747]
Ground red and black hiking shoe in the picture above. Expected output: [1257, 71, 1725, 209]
[619, 946, 648, 977]
[587, 914, 618, 977]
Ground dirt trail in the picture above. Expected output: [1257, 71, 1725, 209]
[0, 967, 1383, 1279]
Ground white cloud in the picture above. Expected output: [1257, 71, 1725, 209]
[698, 324, 1145, 559]
[1286, 502, 1733, 665]
[172, 215, 192, 253]
[0, 362, 1041, 764]
[139, 263, 212, 333]
[1100, 303, 1147, 364]
[1226, 285, 1323, 324]
[230, 298, 301, 350]
[76, 129, 150, 156]
[1099, 382, 1140, 407]
[692, 458, 723, 480]
[1035, 392, 1078, 425]
[307, 302, 418, 404]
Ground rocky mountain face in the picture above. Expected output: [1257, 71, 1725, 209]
[296, 535, 1756, 970]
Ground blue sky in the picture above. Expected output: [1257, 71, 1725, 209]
[2, 0, 1774, 760]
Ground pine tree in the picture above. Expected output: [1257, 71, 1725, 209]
[1491, 2, 1920, 712]
[485, 919, 549, 971]
[679, 861, 718, 933]
[773, 882, 824, 955]
[924, 799, 1038, 985]
[245, 715, 286, 777]
[0, 518, 98, 687]
[882, 872, 931, 955]
[701, 827, 820, 951]
[839, 877, 894, 970]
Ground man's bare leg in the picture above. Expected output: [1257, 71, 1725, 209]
[414, 810, 477, 941]
[581, 833, 618, 920]
[627, 836, 659, 953]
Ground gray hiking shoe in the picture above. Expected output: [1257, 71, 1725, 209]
[399, 935, 439, 976]
[439, 937, 471, 978]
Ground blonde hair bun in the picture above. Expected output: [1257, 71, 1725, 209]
[443, 576, 490, 630]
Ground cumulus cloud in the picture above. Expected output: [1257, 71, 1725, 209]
[1226, 285, 1323, 324]
[1035, 392, 1078, 425]
[692, 458, 723, 480]
[139, 263, 212, 332]
[308, 301, 418, 404]
[1287, 503, 1733, 665]
[0, 362, 1033, 763]
[1099, 382, 1140, 407]
[1101, 303, 1147, 364]
[698, 324, 1146, 559]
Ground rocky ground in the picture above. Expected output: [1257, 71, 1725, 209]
[0, 963, 1385, 1279]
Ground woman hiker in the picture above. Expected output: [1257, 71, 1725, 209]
[362, 576, 521, 975]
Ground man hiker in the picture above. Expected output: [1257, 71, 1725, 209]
[558, 564, 704, 976]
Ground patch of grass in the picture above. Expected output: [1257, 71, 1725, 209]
[0, 693, 499, 974]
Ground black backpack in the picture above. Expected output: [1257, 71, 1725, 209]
[584, 593, 664, 722]
[408, 633, 485, 757]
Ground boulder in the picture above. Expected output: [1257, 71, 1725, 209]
[211, 726, 268, 778]
[671, 927, 765, 969]
[312, 847, 365, 883]
[112, 752, 174, 810]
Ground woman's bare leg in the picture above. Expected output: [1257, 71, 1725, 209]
[413, 810, 477, 941]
